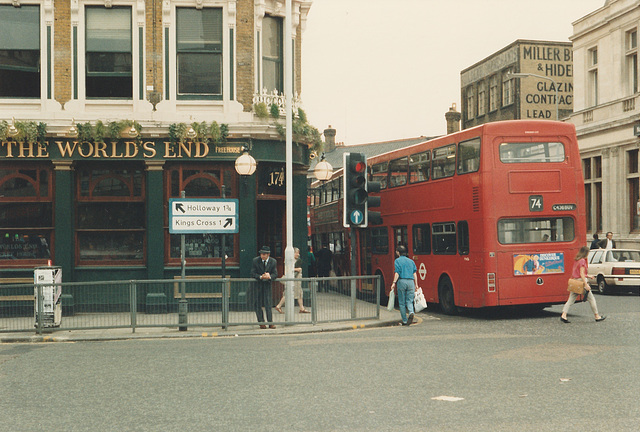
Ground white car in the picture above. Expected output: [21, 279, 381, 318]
[587, 249, 640, 294]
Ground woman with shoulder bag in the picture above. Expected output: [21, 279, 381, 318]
[560, 246, 606, 324]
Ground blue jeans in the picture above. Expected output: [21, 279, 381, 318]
[397, 279, 415, 323]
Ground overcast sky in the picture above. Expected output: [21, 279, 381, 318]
[301, 0, 606, 146]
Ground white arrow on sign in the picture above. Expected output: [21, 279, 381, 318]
[419, 262, 427, 281]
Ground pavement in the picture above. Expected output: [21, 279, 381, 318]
[0, 302, 429, 344]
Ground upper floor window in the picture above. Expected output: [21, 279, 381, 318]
[625, 29, 638, 95]
[262, 15, 283, 93]
[502, 69, 514, 106]
[86, 6, 132, 98]
[588, 47, 598, 106]
[489, 76, 498, 112]
[176, 7, 222, 99]
[466, 87, 475, 119]
[477, 83, 486, 116]
[0, 5, 40, 98]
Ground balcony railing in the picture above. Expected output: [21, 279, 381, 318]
[252, 89, 302, 116]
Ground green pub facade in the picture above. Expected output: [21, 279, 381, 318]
[0, 0, 316, 308]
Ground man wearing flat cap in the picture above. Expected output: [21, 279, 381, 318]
[250, 245, 278, 329]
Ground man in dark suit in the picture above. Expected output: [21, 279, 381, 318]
[250, 246, 277, 329]
[599, 232, 616, 249]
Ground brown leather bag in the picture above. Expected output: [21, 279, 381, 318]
[567, 278, 587, 295]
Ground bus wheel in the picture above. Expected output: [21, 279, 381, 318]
[378, 273, 389, 306]
[597, 276, 610, 295]
[438, 278, 457, 315]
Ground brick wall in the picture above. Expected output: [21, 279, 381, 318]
[145, 0, 163, 100]
[236, 0, 255, 111]
[54, 0, 71, 106]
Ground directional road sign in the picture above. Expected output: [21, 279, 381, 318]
[169, 198, 239, 234]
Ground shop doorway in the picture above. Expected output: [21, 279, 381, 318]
[256, 199, 286, 277]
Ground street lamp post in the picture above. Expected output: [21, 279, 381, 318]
[508, 72, 559, 120]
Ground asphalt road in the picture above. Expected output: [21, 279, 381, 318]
[1, 292, 638, 432]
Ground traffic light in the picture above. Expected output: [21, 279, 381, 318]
[343, 152, 368, 227]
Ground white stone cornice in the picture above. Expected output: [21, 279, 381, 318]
[228, 0, 236, 29]
[163, 0, 171, 27]
[136, 0, 145, 26]
[255, 0, 266, 31]
[71, 0, 79, 26]
[44, 0, 54, 26]
[291, 2, 299, 37]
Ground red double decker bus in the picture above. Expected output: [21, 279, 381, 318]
[361, 120, 585, 313]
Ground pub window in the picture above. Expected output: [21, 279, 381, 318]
[457, 221, 469, 255]
[389, 157, 408, 188]
[412, 223, 431, 255]
[0, 5, 40, 98]
[176, 7, 223, 98]
[409, 151, 430, 183]
[166, 164, 237, 263]
[0, 164, 52, 263]
[432, 222, 456, 255]
[86, 6, 132, 98]
[432, 144, 456, 179]
[262, 15, 283, 93]
[371, 162, 388, 189]
[76, 163, 145, 264]
[371, 227, 388, 254]
[457, 138, 480, 174]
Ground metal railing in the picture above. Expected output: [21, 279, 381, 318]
[0, 275, 380, 334]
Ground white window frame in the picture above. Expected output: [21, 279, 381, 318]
[625, 28, 638, 95]
[0, 2, 47, 106]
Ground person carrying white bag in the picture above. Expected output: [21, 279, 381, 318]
[390, 245, 420, 326]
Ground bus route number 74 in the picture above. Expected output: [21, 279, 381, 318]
[529, 195, 543, 212]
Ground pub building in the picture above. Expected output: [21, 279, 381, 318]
[0, 1, 315, 295]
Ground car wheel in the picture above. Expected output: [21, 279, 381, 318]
[597, 276, 610, 295]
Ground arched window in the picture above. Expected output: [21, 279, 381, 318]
[165, 164, 238, 264]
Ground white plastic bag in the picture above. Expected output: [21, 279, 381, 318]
[387, 289, 395, 311]
[414, 288, 427, 313]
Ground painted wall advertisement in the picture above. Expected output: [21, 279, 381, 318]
[519, 43, 573, 119]
[513, 252, 564, 276]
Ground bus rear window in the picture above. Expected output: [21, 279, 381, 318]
[499, 142, 565, 163]
[498, 217, 575, 244]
